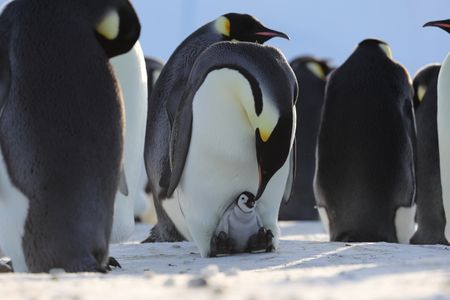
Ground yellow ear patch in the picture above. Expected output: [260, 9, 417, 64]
[417, 85, 427, 102]
[96, 10, 120, 40]
[214, 16, 231, 37]
[306, 62, 326, 80]
[379, 44, 393, 59]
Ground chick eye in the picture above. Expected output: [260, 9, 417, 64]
[240, 196, 247, 201]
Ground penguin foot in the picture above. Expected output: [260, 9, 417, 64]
[247, 227, 274, 253]
[142, 222, 185, 243]
[106, 257, 122, 271]
[210, 231, 234, 257]
[410, 230, 449, 245]
[0, 260, 13, 273]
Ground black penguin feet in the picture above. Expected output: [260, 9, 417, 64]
[142, 222, 186, 243]
[410, 229, 449, 245]
[0, 260, 13, 273]
[210, 231, 234, 257]
[247, 227, 274, 253]
[106, 257, 122, 271]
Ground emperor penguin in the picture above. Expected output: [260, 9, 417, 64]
[134, 57, 164, 224]
[314, 39, 417, 243]
[279, 56, 333, 221]
[410, 64, 448, 245]
[0, 0, 140, 272]
[144, 13, 289, 243]
[424, 19, 450, 242]
[149, 41, 297, 257]
[109, 41, 148, 243]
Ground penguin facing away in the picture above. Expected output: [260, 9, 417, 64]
[0, 0, 140, 272]
[109, 41, 148, 243]
[144, 13, 290, 243]
[279, 56, 333, 221]
[314, 39, 416, 243]
[409, 64, 448, 245]
[424, 19, 450, 242]
[158, 41, 297, 257]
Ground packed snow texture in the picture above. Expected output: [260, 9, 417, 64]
[1, 222, 450, 300]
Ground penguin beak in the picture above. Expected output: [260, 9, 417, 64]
[256, 165, 271, 200]
[255, 29, 290, 41]
[424, 19, 450, 34]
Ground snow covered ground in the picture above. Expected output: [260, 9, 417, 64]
[1, 222, 450, 300]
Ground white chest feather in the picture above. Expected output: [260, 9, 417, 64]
[0, 148, 29, 272]
[438, 52, 450, 242]
[109, 41, 148, 243]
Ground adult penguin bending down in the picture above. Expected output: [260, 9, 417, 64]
[0, 0, 140, 272]
[144, 13, 289, 243]
[314, 39, 416, 243]
[152, 41, 296, 257]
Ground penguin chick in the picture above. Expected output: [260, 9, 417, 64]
[211, 192, 270, 256]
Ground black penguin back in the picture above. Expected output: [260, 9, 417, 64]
[0, 0, 139, 272]
[314, 40, 415, 242]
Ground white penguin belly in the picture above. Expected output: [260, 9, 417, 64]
[438, 52, 450, 241]
[170, 70, 289, 257]
[109, 41, 148, 243]
[0, 148, 29, 272]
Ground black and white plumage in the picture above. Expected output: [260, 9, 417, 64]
[314, 39, 416, 243]
[146, 41, 297, 257]
[409, 64, 448, 245]
[424, 19, 450, 243]
[0, 0, 140, 272]
[143, 13, 289, 243]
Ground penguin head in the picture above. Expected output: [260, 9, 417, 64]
[214, 13, 289, 43]
[424, 19, 450, 35]
[412, 64, 441, 109]
[357, 39, 393, 59]
[88, 0, 141, 58]
[290, 56, 334, 81]
[236, 192, 256, 213]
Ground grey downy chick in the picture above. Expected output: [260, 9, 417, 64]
[210, 192, 274, 256]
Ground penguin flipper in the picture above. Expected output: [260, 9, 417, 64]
[0, 19, 11, 120]
[167, 88, 194, 197]
[118, 167, 129, 196]
[282, 138, 297, 203]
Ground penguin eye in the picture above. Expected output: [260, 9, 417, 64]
[240, 196, 247, 201]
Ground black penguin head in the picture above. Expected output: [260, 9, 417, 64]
[214, 13, 289, 43]
[424, 19, 450, 35]
[412, 64, 441, 109]
[357, 39, 393, 59]
[88, 0, 141, 58]
[290, 56, 334, 80]
[236, 192, 256, 212]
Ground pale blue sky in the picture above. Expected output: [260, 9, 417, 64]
[0, 1, 449, 75]
[133, 0, 450, 75]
